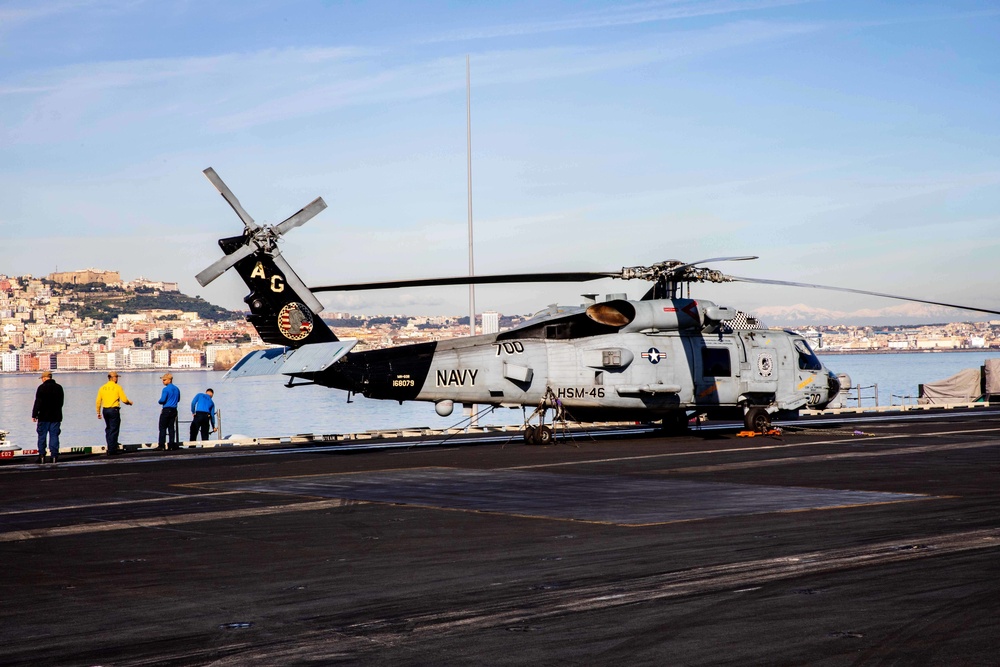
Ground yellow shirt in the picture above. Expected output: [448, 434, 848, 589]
[96, 381, 130, 413]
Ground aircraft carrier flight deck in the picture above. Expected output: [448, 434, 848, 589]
[2, 410, 1000, 666]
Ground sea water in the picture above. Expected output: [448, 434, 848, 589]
[2, 350, 999, 451]
[0, 369, 527, 451]
[821, 350, 1000, 406]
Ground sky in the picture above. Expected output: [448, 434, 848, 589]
[2, 0, 999, 324]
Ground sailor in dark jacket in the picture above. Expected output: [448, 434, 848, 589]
[32, 370, 64, 464]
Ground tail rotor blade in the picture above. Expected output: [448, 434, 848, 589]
[273, 197, 327, 236]
[272, 252, 325, 314]
[196, 244, 256, 287]
[203, 167, 258, 232]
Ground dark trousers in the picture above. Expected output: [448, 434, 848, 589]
[190, 412, 212, 441]
[103, 407, 121, 451]
[158, 408, 178, 447]
[36, 421, 61, 458]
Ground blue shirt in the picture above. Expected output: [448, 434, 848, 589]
[191, 393, 216, 427]
[158, 383, 180, 408]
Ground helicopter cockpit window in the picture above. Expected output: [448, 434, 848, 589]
[794, 339, 822, 371]
[702, 348, 732, 377]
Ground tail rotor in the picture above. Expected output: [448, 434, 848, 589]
[196, 167, 327, 315]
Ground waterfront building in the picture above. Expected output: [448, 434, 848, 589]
[130, 348, 154, 368]
[170, 348, 204, 368]
[19, 353, 39, 373]
[56, 350, 93, 370]
[1, 352, 20, 372]
[915, 337, 964, 350]
[204, 344, 235, 367]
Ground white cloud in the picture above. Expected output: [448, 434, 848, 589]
[0, 20, 821, 141]
[421, 0, 812, 43]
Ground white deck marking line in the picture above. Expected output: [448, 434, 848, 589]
[0, 498, 359, 542]
[507, 426, 1000, 470]
[663, 440, 1000, 473]
[0, 491, 246, 516]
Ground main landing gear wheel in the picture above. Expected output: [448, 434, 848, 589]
[744, 407, 771, 432]
[523, 425, 553, 445]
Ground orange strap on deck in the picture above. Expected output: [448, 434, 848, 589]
[737, 428, 782, 438]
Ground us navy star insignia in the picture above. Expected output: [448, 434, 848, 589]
[641, 348, 664, 364]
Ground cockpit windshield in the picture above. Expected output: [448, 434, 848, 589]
[794, 339, 823, 372]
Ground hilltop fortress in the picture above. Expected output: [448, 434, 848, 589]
[48, 269, 121, 286]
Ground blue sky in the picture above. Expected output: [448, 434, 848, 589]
[2, 0, 999, 322]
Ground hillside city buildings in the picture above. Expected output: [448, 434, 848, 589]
[1, 272, 259, 373]
[2, 270, 999, 375]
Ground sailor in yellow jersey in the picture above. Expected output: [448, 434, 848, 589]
[96, 372, 133, 455]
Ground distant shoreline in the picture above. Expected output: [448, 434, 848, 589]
[0, 368, 216, 377]
[4, 347, 1000, 378]
[817, 348, 998, 355]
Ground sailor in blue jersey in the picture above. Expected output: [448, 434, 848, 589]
[190, 388, 216, 441]
[157, 373, 181, 450]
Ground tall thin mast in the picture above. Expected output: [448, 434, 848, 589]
[466, 55, 475, 337]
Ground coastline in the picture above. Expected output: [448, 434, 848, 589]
[0, 367, 217, 377]
[5, 347, 1000, 375]
[816, 348, 998, 355]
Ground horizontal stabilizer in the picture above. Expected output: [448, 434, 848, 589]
[225, 340, 358, 379]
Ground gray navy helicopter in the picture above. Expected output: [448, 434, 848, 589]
[196, 168, 1000, 443]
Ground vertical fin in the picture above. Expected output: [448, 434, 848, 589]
[222, 235, 338, 347]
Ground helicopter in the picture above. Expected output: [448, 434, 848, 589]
[196, 168, 1000, 443]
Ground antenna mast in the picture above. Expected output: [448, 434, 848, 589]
[466, 55, 475, 337]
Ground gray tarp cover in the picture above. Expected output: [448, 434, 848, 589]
[918, 367, 982, 405]
[986, 359, 1000, 395]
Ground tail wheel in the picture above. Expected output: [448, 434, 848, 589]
[535, 426, 554, 446]
[745, 407, 771, 432]
[524, 425, 537, 445]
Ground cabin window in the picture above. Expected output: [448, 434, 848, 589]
[794, 339, 822, 371]
[702, 348, 732, 377]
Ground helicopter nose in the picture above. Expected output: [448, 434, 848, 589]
[811, 370, 843, 410]
[827, 371, 841, 398]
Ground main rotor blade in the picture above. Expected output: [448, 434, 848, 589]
[203, 167, 258, 232]
[195, 243, 256, 287]
[273, 197, 327, 236]
[311, 271, 621, 293]
[668, 256, 758, 275]
[728, 276, 1000, 316]
[272, 252, 326, 314]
